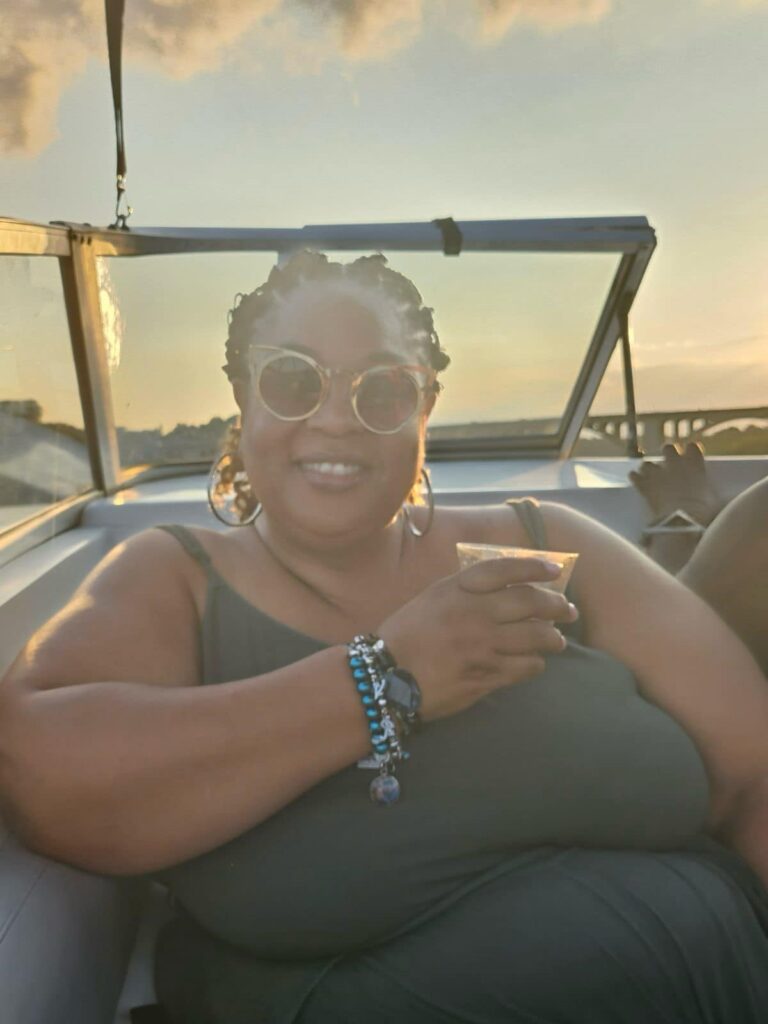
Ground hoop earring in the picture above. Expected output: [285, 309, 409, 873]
[207, 451, 262, 526]
[402, 468, 434, 538]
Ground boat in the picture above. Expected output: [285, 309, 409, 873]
[1, 6, 766, 1024]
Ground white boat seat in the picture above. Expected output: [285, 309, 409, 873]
[114, 884, 174, 1024]
[0, 814, 153, 1024]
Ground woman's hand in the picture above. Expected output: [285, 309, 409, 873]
[378, 557, 577, 722]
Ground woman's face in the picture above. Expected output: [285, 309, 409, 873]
[235, 285, 434, 546]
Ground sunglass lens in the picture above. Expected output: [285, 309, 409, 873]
[356, 368, 420, 432]
[259, 355, 323, 419]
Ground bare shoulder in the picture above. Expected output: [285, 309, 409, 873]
[537, 499, 613, 547]
[435, 498, 604, 551]
[77, 528, 208, 606]
[432, 502, 535, 548]
[535, 499, 664, 583]
[535, 500, 695, 645]
[4, 528, 207, 693]
[469, 498, 678, 619]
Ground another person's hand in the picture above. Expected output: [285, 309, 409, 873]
[378, 557, 577, 722]
[629, 442, 723, 527]
[629, 443, 723, 574]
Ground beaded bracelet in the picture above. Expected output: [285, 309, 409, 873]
[347, 635, 407, 805]
[355, 633, 422, 736]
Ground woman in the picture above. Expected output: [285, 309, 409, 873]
[2, 252, 768, 1023]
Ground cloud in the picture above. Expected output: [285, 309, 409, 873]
[255, 0, 423, 75]
[633, 331, 768, 358]
[474, 0, 612, 39]
[632, 360, 768, 412]
[298, 0, 423, 60]
[0, 0, 96, 155]
[124, 0, 279, 78]
[1, 0, 612, 158]
[0, 0, 283, 157]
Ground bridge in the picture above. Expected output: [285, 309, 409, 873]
[587, 406, 768, 451]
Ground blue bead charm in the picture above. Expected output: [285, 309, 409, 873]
[370, 772, 400, 805]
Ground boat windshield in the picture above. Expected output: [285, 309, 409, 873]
[1, 215, 655, 543]
[4, 214, 766, 550]
[99, 249, 620, 472]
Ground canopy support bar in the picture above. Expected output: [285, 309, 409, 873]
[619, 296, 643, 458]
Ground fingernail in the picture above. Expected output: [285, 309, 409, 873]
[542, 560, 562, 576]
[568, 602, 579, 618]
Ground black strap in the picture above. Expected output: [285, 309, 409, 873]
[155, 525, 217, 579]
[105, 0, 131, 229]
[506, 497, 548, 549]
[432, 217, 462, 256]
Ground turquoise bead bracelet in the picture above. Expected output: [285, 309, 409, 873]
[347, 635, 406, 805]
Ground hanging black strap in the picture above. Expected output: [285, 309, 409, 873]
[432, 217, 462, 256]
[105, 0, 131, 229]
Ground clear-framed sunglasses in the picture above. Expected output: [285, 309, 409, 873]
[248, 346, 437, 435]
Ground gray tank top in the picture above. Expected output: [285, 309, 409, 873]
[153, 500, 709, 1020]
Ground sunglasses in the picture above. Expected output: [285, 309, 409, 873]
[248, 346, 436, 435]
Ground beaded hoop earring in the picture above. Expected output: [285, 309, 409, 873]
[207, 451, 262, 526]
[402, 468, 434, 538]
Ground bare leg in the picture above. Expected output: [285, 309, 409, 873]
[630, 443, 726, 573]
[679, 476, 768, 676]
[631, 452, 768, 869]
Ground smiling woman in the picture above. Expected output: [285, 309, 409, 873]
[216, 251, 446, 537]
[3, 250, 768, 1024]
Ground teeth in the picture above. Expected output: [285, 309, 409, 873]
[303, 462, 361, 476]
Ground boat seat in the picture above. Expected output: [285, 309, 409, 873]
[0, 527, 176, 1023]
[0, 806, 176, 1024]
[0, 815, 144, 1024]
[114, 884, 174, 1023]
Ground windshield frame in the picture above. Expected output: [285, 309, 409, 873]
[0, 214, 656, 503]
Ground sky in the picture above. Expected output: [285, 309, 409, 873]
[1, 0, 768, 432]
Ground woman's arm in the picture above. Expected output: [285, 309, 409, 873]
[541, 501, 768, 831]
[0, 531, 371, 874]
[0, 529, 570, 876]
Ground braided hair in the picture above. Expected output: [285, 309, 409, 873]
[223, 250, 450, 383]
[216, 251, 449, 521]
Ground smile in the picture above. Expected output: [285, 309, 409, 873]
[300, 461, 363, 476]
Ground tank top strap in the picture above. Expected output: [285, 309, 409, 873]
[506, 497, 548, 550]
[156, 524, 218, 580]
